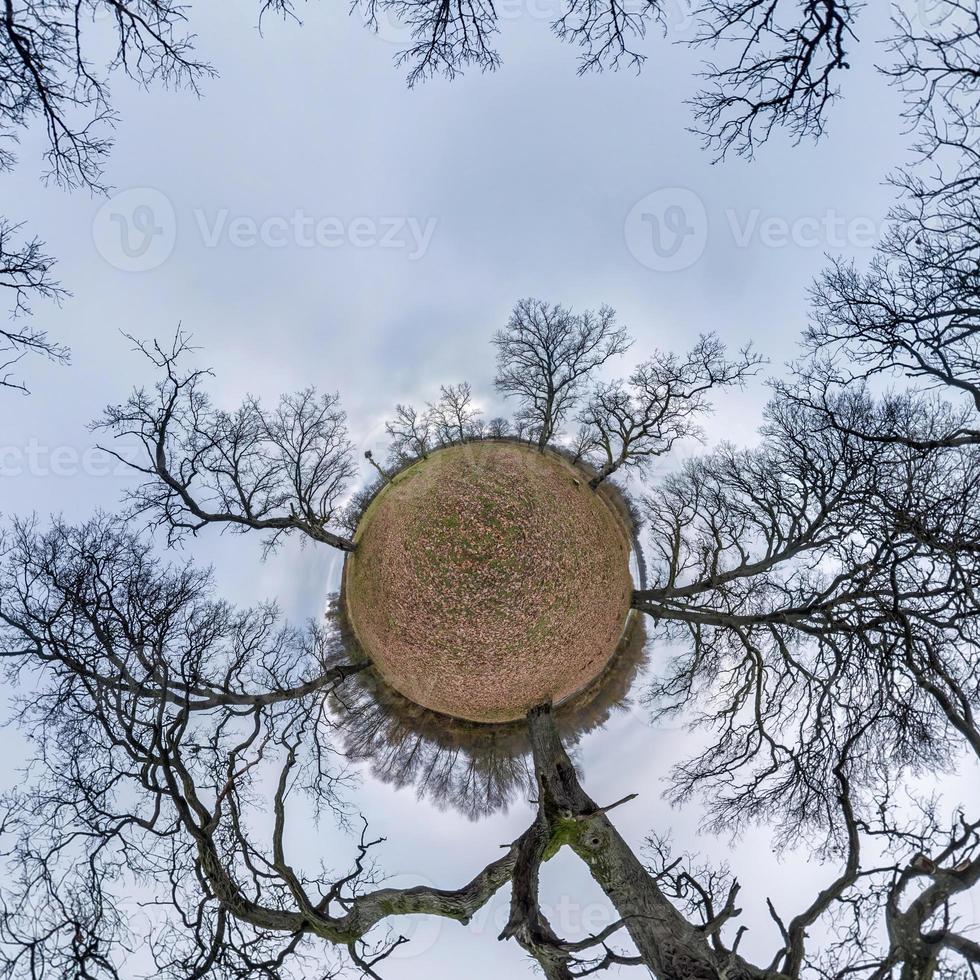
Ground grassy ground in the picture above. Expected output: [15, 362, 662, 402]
[344, 441, 633, 723]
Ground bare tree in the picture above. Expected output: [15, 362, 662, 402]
[486, 415, 511, 439]
[781, 180, 980, 456]
[95, 334, 358, 553]
[627, 384, 980, 975]
[886, 1, 980, 191]
[568, 422, 600, 464]
[493, 298, 631, 451]
[3, 1, 966, 396]
[351, 0, 857, 155]
[348, 2, 980, 173]
[385, 402, 434, 463]
[426, 381, 483, 445]
[347, 0, 858, 157]
[2, 501, 976, 979]
[329, 658, 536, 821]
[577, 334, 762, 487]
[686, 1, 979, 163]
[1, 1, 212, 192]
[764, 0, 980, 470]
[356, 0, 665, 84]
[358, 0, 502, 85]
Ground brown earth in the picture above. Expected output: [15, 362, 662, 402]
[343, 441, 633, 723]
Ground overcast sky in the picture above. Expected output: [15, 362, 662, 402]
[2, 2, 978, 976]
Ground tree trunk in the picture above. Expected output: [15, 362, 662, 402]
[537, 393, 556, 450]
[589, 463, 616, 490]
[900, 954, 938, 980]
[318, 529, 357, 552]
[364, 451, 391, 485]
[524, 705, 767, 980]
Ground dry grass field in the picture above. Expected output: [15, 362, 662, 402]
[344, 441, 633, 723]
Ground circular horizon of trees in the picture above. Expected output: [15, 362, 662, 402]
[1, 3, 979, 979]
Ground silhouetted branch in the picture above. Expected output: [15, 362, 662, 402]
[578, 333, 762, 487]
[94, 334, 358, 553]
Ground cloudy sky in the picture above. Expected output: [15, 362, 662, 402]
[2, 1, 977, 976]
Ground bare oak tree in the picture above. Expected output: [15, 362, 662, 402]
[3, 1, 965, 394]
[486, 415, 511, 439]
[776, 0, 980, 457]
[384, 403, 434, 463]
[352, 1, 977, 173]
[1, 1, 211, 192]
[628, 381, 980, 974]
[3, 3, 978, 969]
[0, 404, 978, 979]
[493, 298, 631, 451]
[782, 195, 980, 457]
[577, 334, 762, 487]
[886, 1, 980, 191]
[688, 0, 858, 159]
[2, 491, 977, 978]
[95, 334, 358, 553]
[425, 382, 483, 445]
